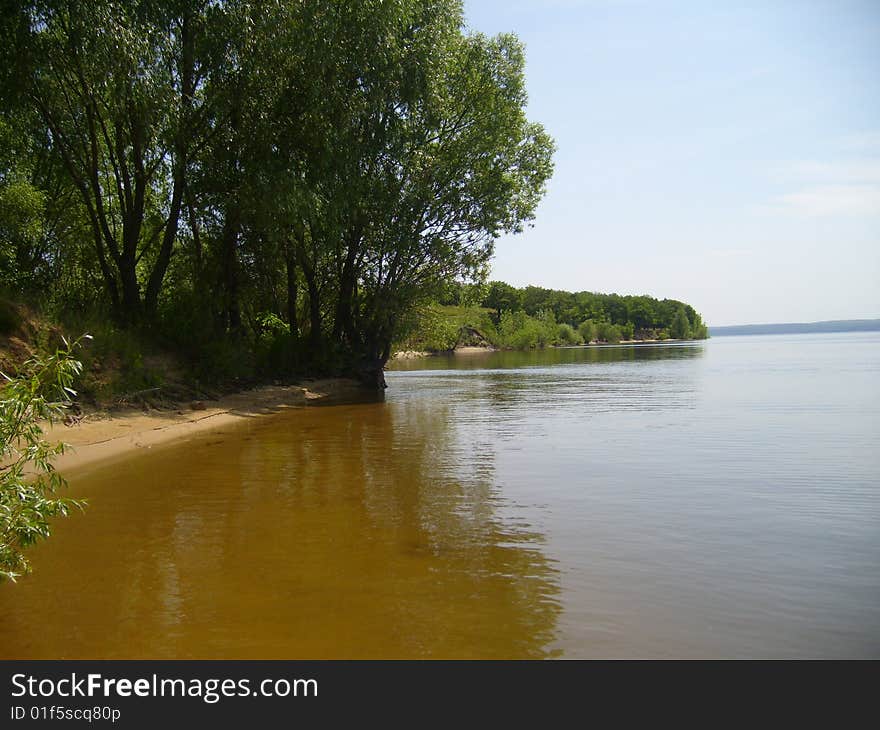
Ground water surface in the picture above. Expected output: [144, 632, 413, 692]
[1, 333, 878, 658]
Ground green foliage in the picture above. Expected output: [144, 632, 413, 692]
[394, 305, 488, 353]
[481, 283, 708, 341]
[596, 322, 622, 344]
[0, 117, 52, 292]
[3, 0, 555, 385]
[4, 0, 704, 384]
[256, 312, 290, 340]
[0, 335, 88, 581]
[0, 179, 45, 283]
[670, 306, 691, 339]
[556, 323, 582, 345]
[533, 310, 558, 348]
[397, 284, 708, 353]
[495, 309, 557, 349]
[484, 281, 523, 322]
[496, 310, 529, 348]
[578, 319, 597, 343]
[253, 312, 298, 375]
[688, 310, 709, 339]
[51, 317, 163, 401]
[422, 318, 460, 353]
[439, 282, 490, 309]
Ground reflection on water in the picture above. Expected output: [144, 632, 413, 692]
[389, 341, 705, 372]
[2, 335, 879, 658]
[0, 393, 560, 659]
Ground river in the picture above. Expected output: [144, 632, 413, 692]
[1, 333, 878, 658]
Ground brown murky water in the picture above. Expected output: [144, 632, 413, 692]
[0, 396, 559, 659]
[1, 335, 879, 658]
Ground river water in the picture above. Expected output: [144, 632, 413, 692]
[1, 333, 878, 658]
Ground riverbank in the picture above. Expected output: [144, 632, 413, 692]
[33, 338, 688, 474]
[44, 378, 366, 475]
[391, 339, 672, 360]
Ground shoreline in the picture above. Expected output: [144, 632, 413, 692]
[43, 378, 367, 475]
[40, 338, 696, 475]
[391, 338, 689, 360]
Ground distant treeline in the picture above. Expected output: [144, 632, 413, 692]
[710, 319, 880, 337]
[445, 281, 708, 342]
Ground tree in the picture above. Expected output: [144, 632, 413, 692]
[670, 306, 691, 339]
[626, 296, 655, 332]
[17, 0, 209, 323]
[483, 281, 522, 322]
[596, 321, 621, 343]
[578, 319, 597, 343]
[3, 1, 561, 384]
[556, 322, 580, 345]
[258, 3, 555, 384]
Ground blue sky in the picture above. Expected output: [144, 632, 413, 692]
[464, 0, 880, 325]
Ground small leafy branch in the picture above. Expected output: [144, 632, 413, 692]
[0, 335, 90, 582]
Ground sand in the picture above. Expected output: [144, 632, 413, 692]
[39, 378, 366, 475]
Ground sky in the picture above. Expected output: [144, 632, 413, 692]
[463, 0, 880, 326]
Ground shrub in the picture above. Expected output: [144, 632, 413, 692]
[1, 335, 87, 581]
[578, 319, 597, 343]
[556, 323, 581, 345]
[596, 322, 622, 343]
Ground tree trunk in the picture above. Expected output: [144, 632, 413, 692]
[293, 227, 321, 353]
[357, 332, 389, 390]
[144, 12, 194, 319]
[220, 199, 242, 333]
[358, 354, 387, 389]
[305, 271, 321, 352]
[333, 223, 362, 344]
[285, 240, 299, 337]
[119, 256, 141, 324]
[219, 79, 242, 334]
[188, 195, 202, 281]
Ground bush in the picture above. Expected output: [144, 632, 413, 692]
[192, 336, 256, 384]
[53, 317, 165, 402]
[578, 319, 597, 343]
[498, 310, 535, 348]
[670, 306, 690, 339]
[254, 312, 299, 375]
[1, 335, 87, 581]
[493, 309, 557, 349]
[596, 321, 622, 343]
[556, 323, 581, 345]
[533, 310, 557, 347]
[393, 305, 501, 353]
[408, 308, 460, 351]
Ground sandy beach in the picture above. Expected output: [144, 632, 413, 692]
[41, 378, 366, 475]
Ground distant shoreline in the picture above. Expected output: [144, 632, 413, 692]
[710, 319, 880, 337]
[391, 338, 691, 360]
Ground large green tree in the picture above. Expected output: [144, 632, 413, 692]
[670, 306, 691, 339]
[4, 0, 557, 385]
[217, 0, 554, 383]
[16, 0, 210, 323]
[315, 14, 554, 384]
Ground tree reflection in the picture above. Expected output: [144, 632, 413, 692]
[0, 396, 561, 659]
